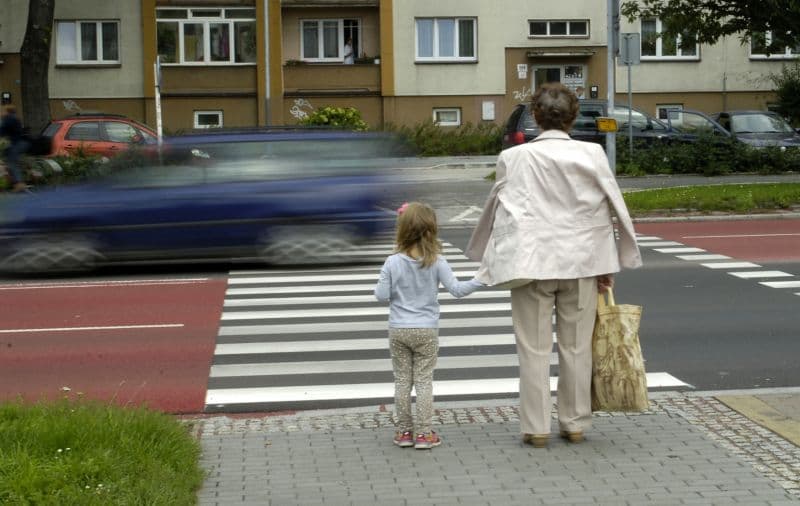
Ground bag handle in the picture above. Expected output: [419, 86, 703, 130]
[597, 287, 616, 310]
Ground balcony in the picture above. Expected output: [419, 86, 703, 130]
[283, 62, 381, 97]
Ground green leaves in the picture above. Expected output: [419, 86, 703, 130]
[299, 106, 369, 131]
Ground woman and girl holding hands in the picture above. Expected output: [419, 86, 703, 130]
[374, 83, 642, 450]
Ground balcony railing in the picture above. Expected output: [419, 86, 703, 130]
[283, 62, 381, 96]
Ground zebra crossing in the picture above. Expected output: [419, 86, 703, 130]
[204, 239, 689, 413]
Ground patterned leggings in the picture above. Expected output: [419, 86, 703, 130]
[389, 328, 439, 434]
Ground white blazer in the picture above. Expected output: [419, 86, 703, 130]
[466, 130, 642, 287]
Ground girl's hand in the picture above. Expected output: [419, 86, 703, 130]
[597, 274, 614, 293]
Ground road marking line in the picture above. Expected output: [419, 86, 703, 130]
[701, 262, 762, 269]
[0, 323, 185, 334]
[0, 279, 210, 290]
[226, 284, 510, 295]
[635, 236, 663, 241]
[654, 247, 707, 254]
[230, 261, 482, 276]
[227, 270, 478, 284]
[760, 280, 800, 289]
[205, 372, 689, 406]
[676, 254, 732, 261]
[729, 271, 794, 279]
[682, 233, 800, 239]
[636, 241, 684, 247]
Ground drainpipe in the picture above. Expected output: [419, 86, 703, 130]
[722, 72, 727, 112]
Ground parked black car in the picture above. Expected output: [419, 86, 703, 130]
[711, 110, 800, 148]
[502, 100, 674, 149]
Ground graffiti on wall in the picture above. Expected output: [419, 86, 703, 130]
[62, 100, 82, 112]
[290, 99, 314, 119]
[512, 86, 532, 103]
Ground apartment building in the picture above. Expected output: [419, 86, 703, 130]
[0, 0, 790, 132]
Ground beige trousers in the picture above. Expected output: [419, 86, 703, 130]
[511, 277, 598, 435]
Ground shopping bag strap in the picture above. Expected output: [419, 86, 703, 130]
[597, 287, 616, 310]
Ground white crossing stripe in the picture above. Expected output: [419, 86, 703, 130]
[654, 247, 707, 254]
[221, 302, 510, 321]
[218, 316, 513, 336]
[729, 271, 794, 279]
[676, 254, 732, 261]
[760, 280, 800, 289]
[223, 291, 510, 307]
[230, 261, 482, 276]
[214, 333, 528, 355]
[227, 270, 478, 284]
[636, 241, 684, 247]
[701, 262, 761, 270]
[635, 236, 662, 241]
[205, 372, 689, 407]
[210, 354, 531, 377]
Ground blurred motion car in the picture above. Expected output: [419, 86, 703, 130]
[711, 110, 800, 148]
[502, 100, 674, 149]
[658, 109, 733, 143]
[0, 130, 399, 273]
[41, 113, 158, 157]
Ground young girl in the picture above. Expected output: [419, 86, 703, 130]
[374, 202, 484, 449]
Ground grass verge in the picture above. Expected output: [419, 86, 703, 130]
[0, 395, 204, 505]
[623, 183, 800, 216]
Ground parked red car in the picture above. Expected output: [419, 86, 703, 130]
[41, 113, 158, 158]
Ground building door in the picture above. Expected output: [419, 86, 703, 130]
[532, 64, 586, 97]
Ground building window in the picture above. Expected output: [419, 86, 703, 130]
[750, 32, 800, 59]
[300, 19, 361, 62]
[529, 20, 588, 38]
[641, 18, 698, 59]
[194, 110, 223, 129]
[156, 8, 256, 65]
[56, 21, 120, 64]
[433, 108, 461, 127]
[657, 104, 683, 121]
[416, 18, 477, 62]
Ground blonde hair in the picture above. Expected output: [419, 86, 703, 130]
[395, 201, 442, 268]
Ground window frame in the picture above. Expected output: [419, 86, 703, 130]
[194, 110, 224, 129]
[156, 7, 257, 66]
[749, 31, 799, 59]
[56, 20, 121, 65]
[415, 17, 478, 63]
[432, 108, 461, 127]
[640, 17, 699, 61]
[299, 18, 362, 62]
[528, 20, 589, 38]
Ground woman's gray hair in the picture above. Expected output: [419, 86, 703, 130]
[531, 83, 579, 132]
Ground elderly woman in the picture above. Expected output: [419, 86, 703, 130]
[466, 83, 642, 447]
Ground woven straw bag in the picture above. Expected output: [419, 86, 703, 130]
[591, 289, 649, 412]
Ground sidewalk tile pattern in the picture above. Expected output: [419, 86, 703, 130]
[195, 393, 799, 505]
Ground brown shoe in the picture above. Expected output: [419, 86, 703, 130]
[559, 430, 584, 443]
[522, 433, 549, 448]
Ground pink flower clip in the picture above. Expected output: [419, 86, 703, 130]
[397, 202, 409, 215]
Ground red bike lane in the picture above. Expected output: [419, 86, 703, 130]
[0, 277, 227, 414]
[635, 218, 800, 263]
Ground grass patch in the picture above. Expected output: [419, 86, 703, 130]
[623, 183, 800, 216]
[0, 395, 204, 505]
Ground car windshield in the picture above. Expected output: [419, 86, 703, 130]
[611, 106, 668, 131]
[731, 113, 795, 134]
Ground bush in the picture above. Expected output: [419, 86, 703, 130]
[387, 120, 502, 156]
[299, 106, 368, 131]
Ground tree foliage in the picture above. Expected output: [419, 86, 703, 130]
[20, 0, 55, 134]
[621, 0, 800, 55]
[771, 62, 800, 126]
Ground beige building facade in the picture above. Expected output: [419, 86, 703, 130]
[0, 0, 793, 132]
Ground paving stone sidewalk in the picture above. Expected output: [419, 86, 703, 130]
[196, 392, 799, 505]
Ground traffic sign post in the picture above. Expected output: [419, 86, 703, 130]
[620, 33, 641, 161]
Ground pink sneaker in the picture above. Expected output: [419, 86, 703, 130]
[414, 431, 442, 449]
[393, 431, 414, 448]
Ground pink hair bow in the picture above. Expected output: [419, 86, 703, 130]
[397, 202, 409, 215]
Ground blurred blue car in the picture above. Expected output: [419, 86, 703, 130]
[0, 129, 399, 273]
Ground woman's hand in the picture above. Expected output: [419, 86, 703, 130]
[597, 274, 614, 293]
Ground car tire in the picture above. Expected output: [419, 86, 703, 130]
[259, 225, 360, 265]
[0, 234, 103, 273]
